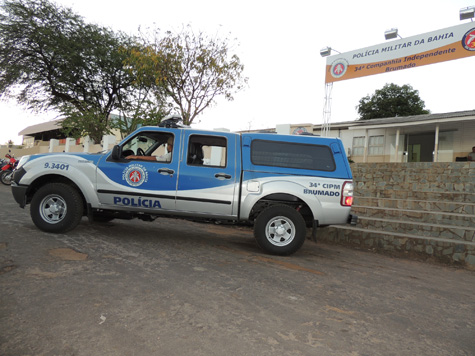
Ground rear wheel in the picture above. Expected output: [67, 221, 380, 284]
[254, 204, 307, 255]
[30, 183, 84, 233]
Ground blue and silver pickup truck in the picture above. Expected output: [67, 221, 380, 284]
[11, 120, 355, 255]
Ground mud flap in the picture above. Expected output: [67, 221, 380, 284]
[311, 219, 319, 243]
[87, 204, 94, 223]
[348, 214, 358, 225]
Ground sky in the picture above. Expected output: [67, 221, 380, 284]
[1, 0, 474, 144]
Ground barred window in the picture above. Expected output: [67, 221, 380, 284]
[352, 136, 365, 156]
[368, 135, 384, 155]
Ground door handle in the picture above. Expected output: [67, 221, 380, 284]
[215, 173, 232, 180]
[158, 168, 175, 176]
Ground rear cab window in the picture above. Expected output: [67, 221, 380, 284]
[250, 139, 336, 172]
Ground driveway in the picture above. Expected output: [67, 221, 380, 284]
[0, 184, 474, 356]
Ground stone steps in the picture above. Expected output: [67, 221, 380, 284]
[356, 189, 475, 203]
[352, 206, 475, 228]
[356, 216, 475, 243]
[354, 197, 475, 214]
[355, 173, 475, 183]
[356, 182, 475, 194]
[313, 162, 475, 269]
[315, 225, 475, 268]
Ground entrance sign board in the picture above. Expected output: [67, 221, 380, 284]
[325, 22, 475, 83]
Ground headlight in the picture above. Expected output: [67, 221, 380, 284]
[16, 155, 31, 170]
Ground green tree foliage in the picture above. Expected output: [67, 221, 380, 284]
[357, 83, 430, 120]
[0, 1, 247, 140]
[110, 94, 171, 139]
[127, 26, 248, 126]
[0, 0, 135, 142]
[111, 44, 172, 137]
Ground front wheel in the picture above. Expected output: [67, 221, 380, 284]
[30, 183, 84, 233]
[0, 170, 13, 185]
[254, 204, 307, 255]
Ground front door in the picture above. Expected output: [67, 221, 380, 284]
[96, 129, 180, 212]
[407, 133, 435, 162]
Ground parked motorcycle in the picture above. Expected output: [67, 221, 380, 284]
[0, 158, 8, 170]
[1, 154, 18, 185]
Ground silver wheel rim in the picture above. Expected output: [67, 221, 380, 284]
[265, 216, 295, 246]
[39, 194, 67, 224]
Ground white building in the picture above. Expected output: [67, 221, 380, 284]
[279, 110, 475, 163]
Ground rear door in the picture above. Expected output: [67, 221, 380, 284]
[175, 131, 240, 217]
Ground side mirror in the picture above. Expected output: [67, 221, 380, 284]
[111, 145, 122, 160]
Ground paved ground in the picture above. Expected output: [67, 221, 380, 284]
[0, 183, 474, 356]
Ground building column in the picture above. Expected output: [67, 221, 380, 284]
[49, 139, 59, 153]
[102, 135, 117, 150]
[83, 136, 92, 153]
[64, 138, 76, 152]
[394, 129, 400, 162]
[433, 124, 440, 162]
[363, 129, 369, 163]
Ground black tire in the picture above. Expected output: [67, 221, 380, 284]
[253, 204, 307, 256]
[0, 170, 12, 185]
[30, 183, 84, 233]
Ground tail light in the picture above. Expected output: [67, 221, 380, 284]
[341, 181, 354, 206]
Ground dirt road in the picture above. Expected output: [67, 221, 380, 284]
[1, 184, 474, 355]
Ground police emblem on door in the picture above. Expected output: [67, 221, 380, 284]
[122, 164, 149, 187]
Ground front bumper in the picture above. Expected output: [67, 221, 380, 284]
[11, 183, 28, 208]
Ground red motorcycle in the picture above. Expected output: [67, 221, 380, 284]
[1, 154, 18, 185]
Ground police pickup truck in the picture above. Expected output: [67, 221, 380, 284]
[11, 119, 354, 255]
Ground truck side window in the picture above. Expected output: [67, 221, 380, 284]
[121, 132, 174, 163]
[187, 135, 227, 167]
